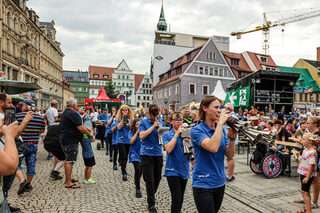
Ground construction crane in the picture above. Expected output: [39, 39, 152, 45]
[231, 9, 320, 54]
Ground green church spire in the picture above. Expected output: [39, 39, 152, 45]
[157, 0, 167, 31]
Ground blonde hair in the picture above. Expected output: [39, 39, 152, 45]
[303, 133, 318, 144]
[117, 105, 133, 120]
[308, 116, 320, 128]
[191, 110, 200, 120]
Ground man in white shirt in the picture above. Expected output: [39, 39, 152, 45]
[45, 100, 58, 127]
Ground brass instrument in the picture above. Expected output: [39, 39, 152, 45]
[157, 127, 170, 146]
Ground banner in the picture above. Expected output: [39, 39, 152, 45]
[225, 86, 250, 107]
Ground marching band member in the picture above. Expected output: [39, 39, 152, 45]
[191, 96, 237, 213]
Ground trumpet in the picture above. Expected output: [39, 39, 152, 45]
[157, 127, 170, 146]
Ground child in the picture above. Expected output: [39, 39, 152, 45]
[297, 133, 318, 213]
[81, 127, 96, 184]
[128, 118, 142, 198]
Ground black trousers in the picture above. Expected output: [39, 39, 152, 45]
[141, 155, 163, 208]
[2, 174, 15, 198]
[193, 186, 225, 213]
[167, 176, 188, 213]
[106, 133, 113, 156]
[112, 144, 119, 166]
[118, 143, 130, 175]
[132, 161, 142, 190]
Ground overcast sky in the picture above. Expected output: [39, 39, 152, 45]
[28, 0, 320, 74]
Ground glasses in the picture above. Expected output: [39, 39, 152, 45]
[173, 119, 183, 122]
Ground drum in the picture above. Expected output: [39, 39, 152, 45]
[249, 158, 262, 174]
[262, 154, 282, 178]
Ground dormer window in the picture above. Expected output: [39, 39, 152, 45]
[260, 56, 268, 63]
[103, 75, 108, 79]
[93, 74, 99, 78]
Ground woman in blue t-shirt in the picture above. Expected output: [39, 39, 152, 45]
[128, 118, 142, 198]
[163, 112, 190, 213]
[191, 95, 237, 213]
[111, 120, 119, 170]
[117, 105, 133, 181]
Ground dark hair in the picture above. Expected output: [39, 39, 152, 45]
[199, 95, 222, 121]
[130, 118, 140, 134]
[169, 112, 183, 121]
[0, 93, 7, 102]
[275, 119, 283, 125]
[268, 121, 274, 127]
[148, 104, 160, 116]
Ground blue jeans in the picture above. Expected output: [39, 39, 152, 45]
[18, 144, 38, 175]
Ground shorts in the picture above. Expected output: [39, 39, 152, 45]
[18, 144, 38, 175]
[44, 143, 66, 161]
[62, 143, 79, 163]
[300, 175, 315, 192]
[84, 157, 96, 167]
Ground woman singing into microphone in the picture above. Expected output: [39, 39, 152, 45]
[191, 96, 237, 213]
[163, 112, 191, 213]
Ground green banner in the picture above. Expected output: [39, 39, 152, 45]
[225, 86, 250, 107]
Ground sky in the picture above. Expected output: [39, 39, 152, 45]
[28, 0, 320, 74]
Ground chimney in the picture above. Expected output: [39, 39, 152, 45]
[317, 47, 320, 61]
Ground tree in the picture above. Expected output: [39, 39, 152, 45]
[104, 80, 118, 99]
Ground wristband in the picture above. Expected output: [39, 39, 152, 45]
[136, 132, 139, 135]
[173, 136, 179, 140]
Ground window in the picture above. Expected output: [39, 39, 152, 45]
[164, 89, 167, 97]
[260, 56, 268, 63]
[13, 43, 15, 56]
[199, 67, 204, 75]
[122, 83, 124, 87]
[206, 51, 209, 59]
[189, 84, 195, 94]
[13, 18, 17, 31]
[138, 96, 140, 100]
[78, 87, 82, 92]
[118, 82, 120, 86]
[6, 39, 9, 53]
[231, 58, 239, 66]
[214, 67, 218, 76]
[147, 96, 150, 100]
[122, 75, 125, 79]
[205, 66, 209, 75]
[143, 96, 146, 100]
[219, 68, 224, 76]
[25, 75, 29, 82]
[103, 75, 108, 79]
[176, 85, 179, 94]
[203, 85, 209, 95]
[126, 76, 129, 79]
[169, 87, 172, 96]
[126, 83, 129, 87]
[7, 12, 10, 28]
[93, 74, 99, 78]
[213, 52, 216, 60]
[210, 68, 213, 75]
[114, 82, 116, 86]
[118, 75, 120, 79]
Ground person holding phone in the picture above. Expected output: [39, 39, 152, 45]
[139, 104, 165, 212]
[105, 106, 117, 161]
[191, 96, 237, 213]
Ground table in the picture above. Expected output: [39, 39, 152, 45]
[275, 141, 299, 177]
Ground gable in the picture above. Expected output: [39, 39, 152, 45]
[195, 39, 227, 65]
[117, 59, 130, 71]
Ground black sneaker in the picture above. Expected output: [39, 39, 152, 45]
[123, 174, 127, 181]
[17, 179, 29, 195]
[8, 204, 21, 213]
[148, 206, 157, 213]
[25, 184, 33, 192]
[136, 190, 142, 198]
[50, 170, 63, 180]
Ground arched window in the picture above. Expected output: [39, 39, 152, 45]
[6, 12, 10, 28]
[13, 17, 17, 31]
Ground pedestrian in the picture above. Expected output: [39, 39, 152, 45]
[44, 100, 59, 160]
[139, 104, 165, 212]
[111, 119, 119, 170]
[60, 98, 94, 189]
[129, 118, 142, 198]
[81, 127, 96, 184]
[90, 108, 99, 135]
[43, 114, 66, 180]
[296, 133, 318, 213]
[274, 119, 290, 152]
[0, 121, 19, 212]
[97, 108, 108, 149]
[163, 112, 191, 213]
[16, 99, 46, 195]
[191, 95, 237, 213]
[105, 106, 117, 161]
[117, 105, 133, 181]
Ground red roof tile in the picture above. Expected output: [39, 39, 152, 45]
[89, 65, 115, 80]
[246, 51, 279, 71]
[135, 74, 144, 91]
[221, 51, 253, 80]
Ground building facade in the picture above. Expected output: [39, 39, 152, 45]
[135, 73, 153, 108]
[63, 70, 89, 105]
[153, 37, 236, 110]
[112, 59, 135, 106]
[62, 77, 74, 109]
[89, 65, 114, 99]
[152, 1, 230, 86]
[1, 0, 64, 109]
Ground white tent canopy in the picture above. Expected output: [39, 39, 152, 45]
[211, 80, 226, 101]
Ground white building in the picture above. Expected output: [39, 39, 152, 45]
[134, 73, 153, 108]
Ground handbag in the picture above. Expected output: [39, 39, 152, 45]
[0, 198, 11, 213]
[15, 137, 27, 156]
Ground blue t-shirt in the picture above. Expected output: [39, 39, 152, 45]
[111, 122, 119, 145]
[138, 117, 165, 156]
[191, 121, 229, 189]
[104, 115, 113, 136]
[98, 113, 108, 121]
[128, 131, 141, 163]
[163, 129, 190, 179]
[117, 122, 130, 144]
[84, 114, 92, 129]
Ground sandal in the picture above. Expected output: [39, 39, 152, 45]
[71, 179, 79, 183]
[65, 184, 80, 189]
[226, 176, 235, 182]
[311, 202, 319, 209]
[294, 200, 304, 204]
[296, 209, 306, 213]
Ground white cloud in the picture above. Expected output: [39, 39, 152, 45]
[28, 0, 320, 73]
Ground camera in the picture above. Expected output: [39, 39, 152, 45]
[123, 115, 129, 127]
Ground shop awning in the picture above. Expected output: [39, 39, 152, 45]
[0, 80, 41, 94]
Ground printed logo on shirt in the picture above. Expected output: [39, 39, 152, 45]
[198, 174, 210, 178]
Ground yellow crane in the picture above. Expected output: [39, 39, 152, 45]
[231, 9, 320, 54]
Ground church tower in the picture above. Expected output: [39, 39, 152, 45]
[157, 0, 167, 31]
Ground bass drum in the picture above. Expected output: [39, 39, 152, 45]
[262, 154, 282, 178]
[249, 158, 262, 174]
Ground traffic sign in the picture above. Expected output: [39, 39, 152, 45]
[119, 94, 126, 101]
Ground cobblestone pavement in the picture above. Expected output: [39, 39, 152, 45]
[6, 141, 317, 212]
